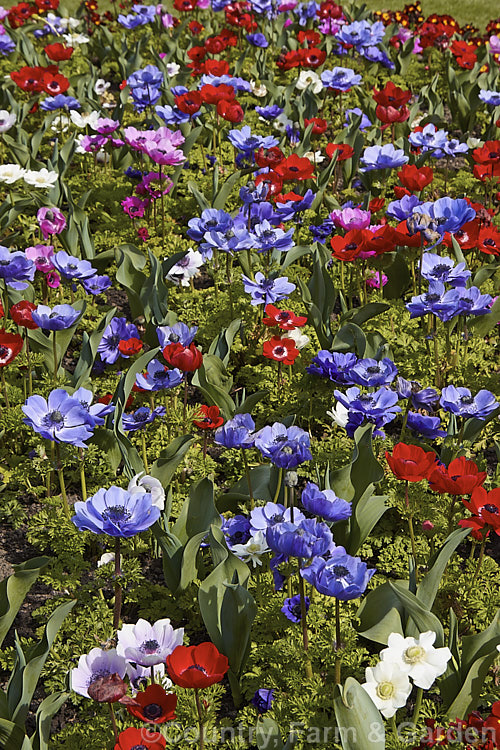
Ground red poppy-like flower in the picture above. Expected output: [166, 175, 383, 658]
[123, 684, 177, 724]
[0, 330, 24, 367]
[115, 727, 166, 750]
[276, 49, 302, 70]
[478, 226, 500, 256]
[456, 53, 477, 69]
[385, 443, 437, 482]
[199, 83, 235, 105]
[263, 336, 299, 365]
[274, 154, 314, 181]
[472, 141, 500, 166]
[118, 338, 143, 356]
[193, 404, 224, 430]
[301, 47, 326, 68]
[459, 487, 500, 539]
[35, 0, 60, 10]
[40, 71, 70, 95]
[255, 146, 284, 169]
[304, 117, 328, 135]
[8, 2, 37, 28]
[188, 19, 204, 34]
[163, 342, 203, 372]
[187, 45, 206, 62]
[263, 305, 307, 331]
[428, 456, 487, 495]
[330, 229, 372, 261]
[10, 301, 38, 329]
[200, 59, 230, 76]
[98, 392, 133, 408]
[376, 104, 410, 124]
[10, 66, 46, 92]
[254, 171, 283, 197]
[44, 43, 73, 61]
[369, 197, 385, 213]
[175, 91, 203, 114]
[205, 35, 227, 54]
[173, 0, 197, 11]
[325, 143, 354, 161]
[166, 642, 229, 689]
[297, 29, 321, 45]
[217, 98, 244, 123]
[484, 701, 500, 735]
[373, 81, 411, 108]
[397, 165, 434, 192]
[441, 219, 480, 251]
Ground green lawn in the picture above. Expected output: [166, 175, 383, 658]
[359, 0, 495, 31]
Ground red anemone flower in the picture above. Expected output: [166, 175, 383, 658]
[255, 146, 285, 169]
[118, 338, 143, 356]
[163, 342, 203, 372]
[478, 226, 500, 256]
[325, 143, 354, 161]
[428, 456, 487, 495]
[397, 165, 434, 192]
[263, 336, 299, 365]
[216, 99, 244, 123]
[385, 442, 437, 482]
[373, 81, 411, 108]
[166, 642, 229, 689]
[40, 71, 70, 95]
[459, 487, 500, 539]
[330, 229, 372, 261]
[274, 154, 314, 181]
[44, 43, 73, 61]
[0, 330, 24, 367]
[304, 117, 328, 135]
[115, 727, 166, 750]
[10, 301, 38, 329]
[124, 684, 177, 724]
[175, 90, 203, 114]
[193, 404, 224, 430]
[199, 83, 235, 105]
[263, 304, 307, 330]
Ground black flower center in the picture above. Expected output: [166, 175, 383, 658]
[332, 565, 349, 578]
[143, 702, 162, 720]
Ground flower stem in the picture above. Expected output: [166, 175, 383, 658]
[25, 332, 33, 396]
[113, 537, 122, 630]
[55, 442, 70, 519]
[52, 331, 58, 384]
[272, 466, 283, 505]
[334, 597, 342, 685]
[79, 447, 87, 501]
[141, 430, 149, 473]
[183, 378, 189, 426]
[194, 689, 205, 750]
[468, 533, 487, 594]
[108, 703, 119, 743]
[405, 481, 418, 574]
[241, 449, 254, 509]
[298, 560, 313, 679]
[412, 686, 423, 727]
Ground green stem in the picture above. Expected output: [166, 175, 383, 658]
[55, 442, 70, 519]
[241, 449, 254, 509]
[0, 370, 10, 409]
[25, 332, 33, 397]
[183, 378, 189, 427]
[405, 482, 417, 575]
[390, 715, 399, 746]
[412, 686, 423, 727]
[79, 447, 87, 501]
[334, 597, 342, 684]
[298, 560, 313, 679]
[52, 331, 58, 384]
[141, 430, 149, 473]
[113, 537, 122, 630]
[468, 533, 487, 594]
[108, 703, 119, 743]
[194, 689, 205, 750]
[271, 466, 283, 505]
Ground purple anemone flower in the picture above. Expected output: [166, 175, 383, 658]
[22, 388, 94, 448]
[71, 486, 160, 537]
[71, 648, 128, 698]
[116, 618, 184, 667]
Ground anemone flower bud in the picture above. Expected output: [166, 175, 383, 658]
[87, 673, 127, 703]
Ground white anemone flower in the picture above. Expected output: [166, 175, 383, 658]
[304, 150, 325, 164]
[63, 32, 90, 45]
[326, 402, 349, 428]
[97, 552, 115, 568]
[0, 164, 26, 184]
[287, 327, 309, 350]
[231, 531, 270, 567]
[362, 660, 412, 718]
[380, 631, 452, 690]
[166, 63, 180, 77]
[250, 80, 267, 97]
[23, 168, 58, 188]
[70, 110, 100, 129]
[295, 70, 323, 94]
[116, 618, 184, 667]
[94, 78, 110, 95]
[273, 112, 294, 133]
[128, 472, 165, 510]
[166, 248, 203, 287]
[0, 110, 16, 133]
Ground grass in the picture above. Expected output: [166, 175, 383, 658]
[360, 0, 496, 31]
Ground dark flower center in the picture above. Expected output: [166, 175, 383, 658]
[432, 263, 450, 275]
[271, 513, 284, 523]
[332, 565, 349, 577]
[274, 346, 285, 356]
[143, 702, 162, 719]
[460, 396, 473, 404]
[46, 409, 64, 427]
[0, 346, 8, 358]
[186, 663, 208, 674]
[101, 505, 131, 523]
[483, 504, 499, 514]
[131, 745, 148, 750]
[107, 334, 120, 348]
[140, 639, 160, 654]
[366, 365, 381, 374]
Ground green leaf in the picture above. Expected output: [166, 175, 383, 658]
[339, 303, 390, 327]
[256, 716, 285, 750]
[31, 692, 69, 750]
[8, 600, 76, 727]
[356, 582, 405, 645]
[333, 678, 385, 750]
[0, 558, 50, 649]
[0, 719, 30, 750]
[208, 319, 241, 366]
[192, 355, 235, 419]
[469, 296, 500, 336]
[388, 581, 445, 646]
[416, 528, 470, 610]
[330, 425, 384, 504]
[172, 478, 221, 545]
[150, 435, 195, 487]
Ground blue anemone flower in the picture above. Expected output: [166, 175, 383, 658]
[72, 486, 160, 537]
